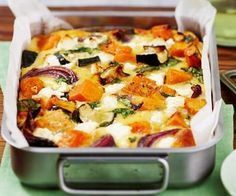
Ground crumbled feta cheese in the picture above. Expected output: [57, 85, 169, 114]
[32, 87, 64, 99]
[148, 38, 166, 46]
[33, 128, 62, 143]
[166, 96, 185, 117]
[172, 84, 193, 97]
[148, 72, 165, 86]
[101, 95, 118, 110]
[123, 62, 137, 73]
[90, 64, 97, 74]
[43, 55, 60, 67]
[57, 37, 78, 50]
[74, 121, 98, 133]
[107, 123, 131, 147]
[105, 83, 125, 94]
[98, 52, 114, 65]
[155, 136, 176, 148]
[82, 33, 107, 48]
[165, 38, 175, 49]
[151, 111, 163, 124]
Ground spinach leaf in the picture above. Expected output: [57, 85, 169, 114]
[112, 108, 135, 118]
[88, 102, 100, 109]
[17, 99, 40, 112]
[118, 96, 132, 108]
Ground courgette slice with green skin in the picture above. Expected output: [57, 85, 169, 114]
[99, 65, 129, 85]
[136, 53, 160, 67]
[78, 104, 115, 127]
[21, 50, 38, 68]
[78, 56, 100, 67]
[54, 52, 70, 65]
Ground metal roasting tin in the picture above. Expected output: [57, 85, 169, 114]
[1, 1, 223, 195]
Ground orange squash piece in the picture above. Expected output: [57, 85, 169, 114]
[100, 40, 117, 54]
[151, 25, 172, 40]
[122, 75, 158, 97]
[37, 34, 61, 51]
[130, 121, 151, 134]
[166, 112, 188, 128]
[173, 129, 196, 147]
[185, 98, 206, 115]
[165, 69, 192, 85]
[68, 80, 104, 102]
[58, 130, 91, 147]
[35, 109, 74, 132]
[20, 77, 44, 98]
[141, 93, 165, 110]
[114, 45, 136, 63]
[169, 42, 189, 57]
[159, 85, 176, 97]
[50, 96, 76, 112]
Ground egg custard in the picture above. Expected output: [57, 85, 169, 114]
[17, 25, 206, 148]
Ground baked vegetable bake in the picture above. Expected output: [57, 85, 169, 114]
[17, 25, 206, 148]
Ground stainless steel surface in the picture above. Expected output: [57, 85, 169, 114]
[58, 156, 169, 195]
[1, 3, 223, 195]
[220, 70, 236, 94]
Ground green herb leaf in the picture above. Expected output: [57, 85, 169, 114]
[88, 102, 100, 109]
[99, 121, 113, 127]
[136, 66, 159, 74]
[185, 35, 194, 43]
[118, 96, 132, 108]
[55, 77, 68, 84]
[161, 57, 180, 67]
[112, 108, 135, 118]
[110, 78, 122, 84]
[64, 47, 96, 56]
[17, 99, 40, 112]
[128, 137, 137, 143]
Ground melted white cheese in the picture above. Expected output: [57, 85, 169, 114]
[57, 37, 78, 50]
[105, 83, 125, 94]
[155, 136, 176, 148]
[166, 96, 185, 117]
[147, 72, 165, 86]
[172, 84, 193, 97]
[107, 123, 131, 147]
[82, 33, 107, 48]
[166, 38, 175, 49]
[98, 52, 114, 65]
[33, 128, 62, 143]
[100, 95, 118, 110]
[32, 87, 64, 99]
[43, 55, 60, 67]
[151, 111, 163, 124]
[123, 62, 137, 74]
[74, 121, 98, 133]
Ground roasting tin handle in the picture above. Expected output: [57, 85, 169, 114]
[58, 156, 169, 195]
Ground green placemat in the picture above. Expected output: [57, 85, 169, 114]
[0, 42, 234, 195]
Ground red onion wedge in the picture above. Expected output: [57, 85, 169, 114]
[138, 129, 179, 147]
[20, 66, 78, 84]
[92, 134, 116, 147]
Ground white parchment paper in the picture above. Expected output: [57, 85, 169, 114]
[4, 0, 222, 148]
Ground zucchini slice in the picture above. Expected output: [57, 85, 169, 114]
[21, 50, 38, 68]
[54, 52, 70, 65]
[78, 56, 100, 67]
[78, 104, 115, 127]
[136, 54, 160, 67]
